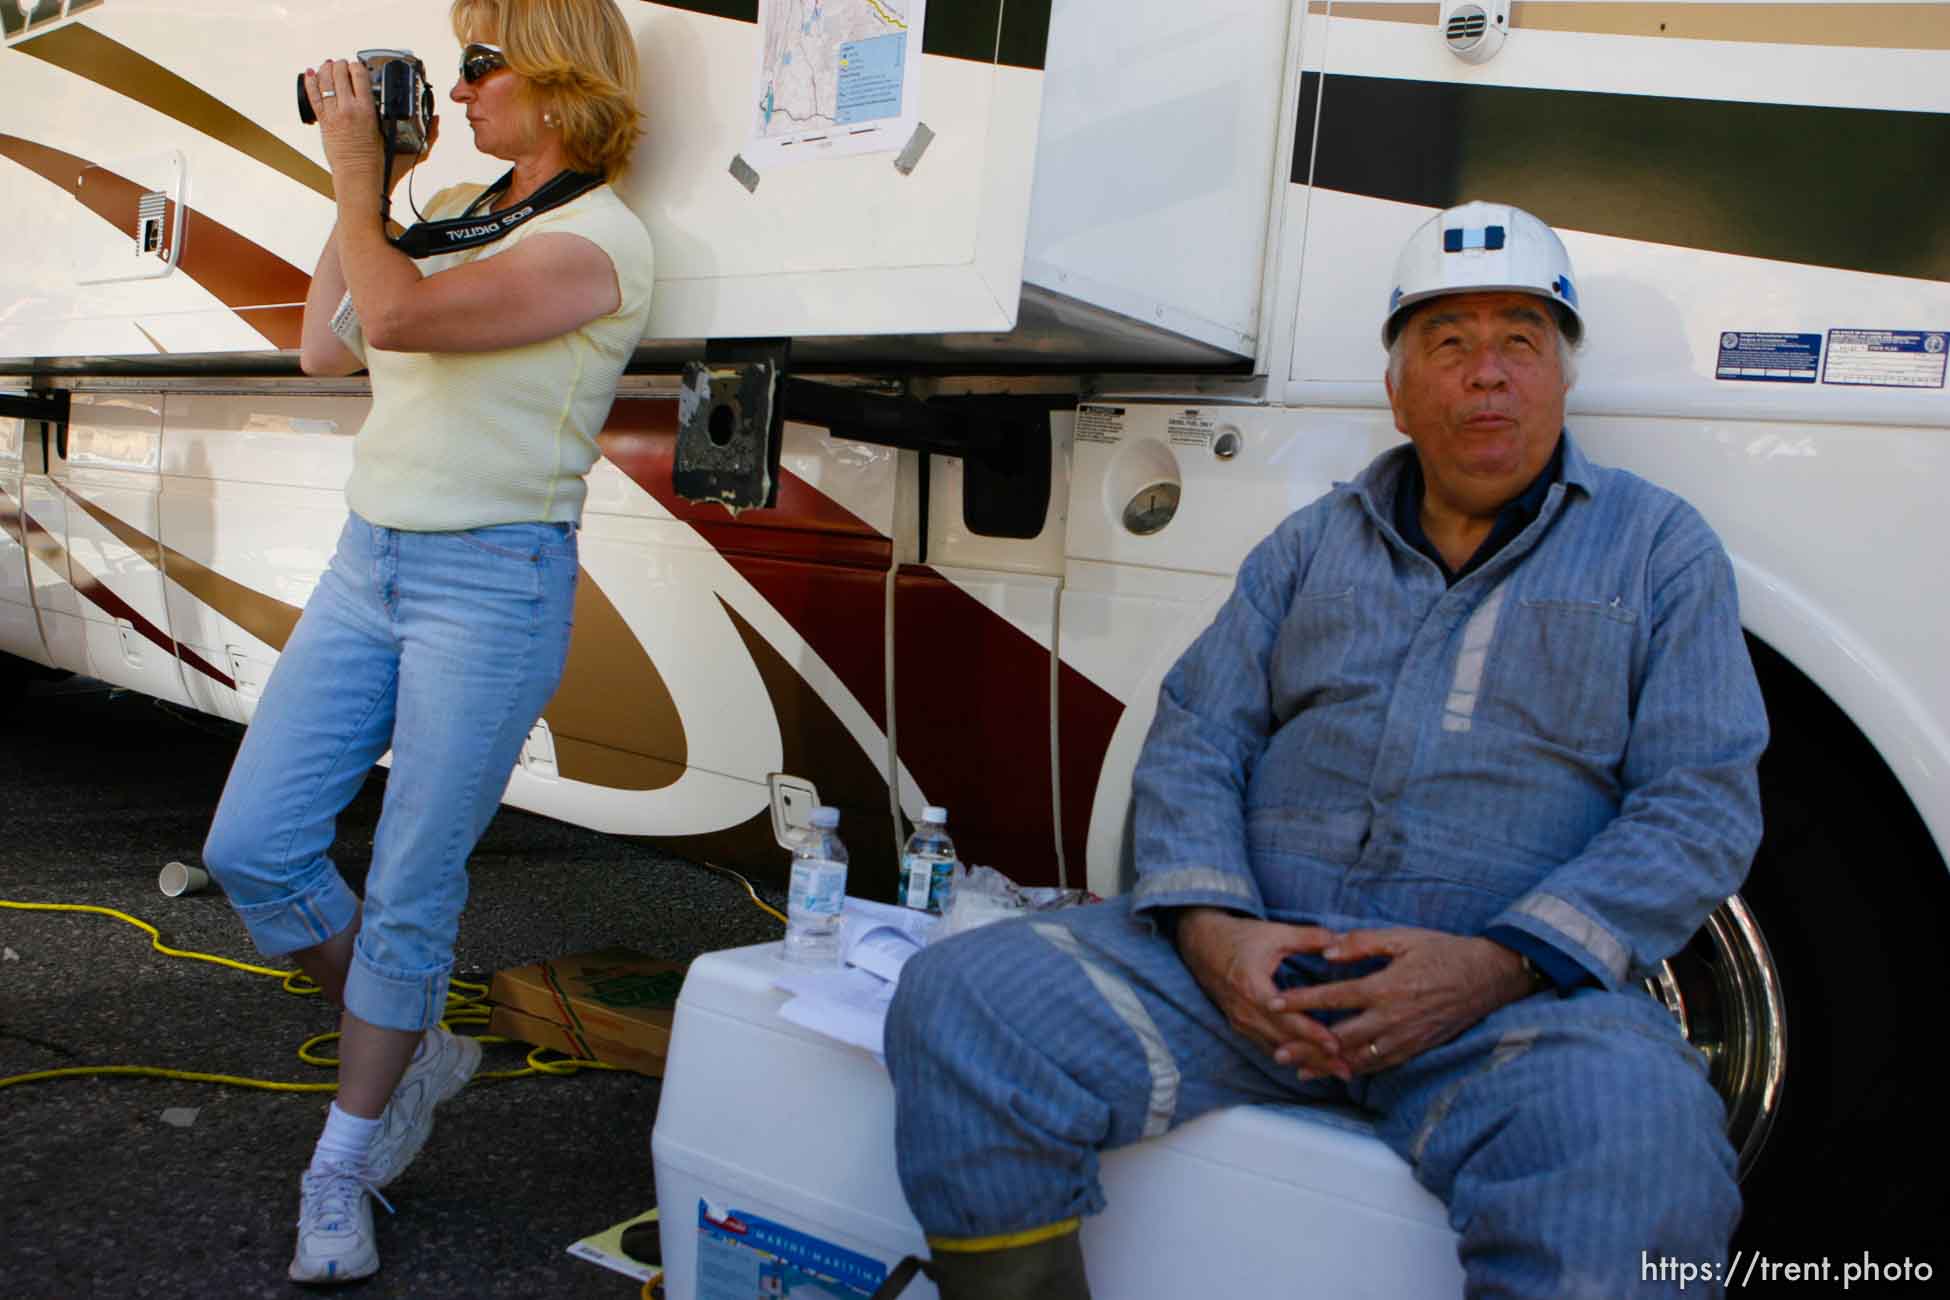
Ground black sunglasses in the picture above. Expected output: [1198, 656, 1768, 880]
[460, 42, 507, 83]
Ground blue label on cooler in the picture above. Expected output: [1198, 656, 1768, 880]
[789, 859, 846, 916]
[697, 1200, 889, 1298]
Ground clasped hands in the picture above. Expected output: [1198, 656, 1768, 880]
[1173, 907, 1535, 1081]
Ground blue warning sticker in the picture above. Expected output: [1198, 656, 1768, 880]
[1821, 330, 1949, 389]
[696, 1201, 889, 1299]
[1715, 332, 1821, 383]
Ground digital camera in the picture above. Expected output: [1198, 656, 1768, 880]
[296, 48, 436, 155]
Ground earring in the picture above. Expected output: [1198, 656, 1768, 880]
[542, 111, 557, 128]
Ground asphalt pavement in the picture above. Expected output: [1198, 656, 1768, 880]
[0, 676, 786, 1299]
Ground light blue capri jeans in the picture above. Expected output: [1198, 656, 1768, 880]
[203, 514, 577, 1031]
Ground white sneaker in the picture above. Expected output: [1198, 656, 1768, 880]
[366, 1025, 483, 1188]
[289, 1159, 388, 1283]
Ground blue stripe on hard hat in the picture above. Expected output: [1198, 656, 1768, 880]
[1554, 274, 1578, 307]
[1389, 287, 1404, 312]
[1441, 225, 1507, 253]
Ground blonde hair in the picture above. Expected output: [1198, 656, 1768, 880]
[450, 0, 643, 181]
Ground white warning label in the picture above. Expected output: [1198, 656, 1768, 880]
[1821, 330, 1948, 389]
[1075, 404, 1126, 444]
[1166, 409, 1215, 449]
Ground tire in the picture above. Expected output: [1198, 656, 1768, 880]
[0, 650, 37, 719]
[1727, 641, 1950, 1282]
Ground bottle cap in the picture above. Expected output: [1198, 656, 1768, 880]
[810, 806, 840, 829]
[922, 806, 948, 824]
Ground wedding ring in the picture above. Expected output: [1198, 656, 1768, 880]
[320, 89, 338, 98]
[1367, 1042, 1382, 1061]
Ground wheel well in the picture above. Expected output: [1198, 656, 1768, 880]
[1736, 632, 1950, 1249]
[1745, 631, 1947, 892]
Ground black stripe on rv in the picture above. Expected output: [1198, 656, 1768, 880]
[1292, 72, 1950, 285]
[646, 0, 1051, 70]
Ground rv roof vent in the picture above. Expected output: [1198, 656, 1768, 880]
[1439, 0, 1509, 64]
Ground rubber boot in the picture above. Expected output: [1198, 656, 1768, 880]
[922, 1221, 1092, 1300]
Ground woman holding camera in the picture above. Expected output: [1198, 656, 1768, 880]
[200, 0, 652, 1282]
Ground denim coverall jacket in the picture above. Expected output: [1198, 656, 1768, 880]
[1128, 433, 1768, 988]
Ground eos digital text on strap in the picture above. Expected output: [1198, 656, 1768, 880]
[389, 168, 605, 259]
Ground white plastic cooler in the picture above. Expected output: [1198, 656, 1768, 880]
[651, 943, 1466, 1300]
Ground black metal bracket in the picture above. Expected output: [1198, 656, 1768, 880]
[673, 339, 790, 514]
[0, 388, 71, 463]
[786, 385, 1061, 540]
[671, 346, 1061, 536]
[0, 389, 69, 423]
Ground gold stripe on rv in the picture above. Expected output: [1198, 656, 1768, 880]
[15, 22, 334, 198]
[57, 485, 301, 651]
[1310, 2, 1950, 52]
[54, 487, 689, 793]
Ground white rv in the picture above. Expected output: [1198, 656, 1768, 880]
[3, 0, 1946, 1267]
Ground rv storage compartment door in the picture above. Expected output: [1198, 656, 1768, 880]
[0, 1, 1290, 370]
[620, 0, 1288, 368]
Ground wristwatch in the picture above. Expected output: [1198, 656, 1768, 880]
[1518, 952, 1553, 995]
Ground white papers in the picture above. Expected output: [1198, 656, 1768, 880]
[846, 927, 918, 984]
[839, 896, 937, 974]
[773, 897, 939, 1056]
[775, 965, 897, 1055]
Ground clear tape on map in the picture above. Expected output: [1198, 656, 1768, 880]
[744, 0, 929, 169]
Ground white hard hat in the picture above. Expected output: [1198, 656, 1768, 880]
[1381, 201, 1583, 347]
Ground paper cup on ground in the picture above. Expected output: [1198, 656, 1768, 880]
[158, 861, 211, 897]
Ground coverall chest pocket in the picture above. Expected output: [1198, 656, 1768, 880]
[1479, 597, 1638, 754]
[1272, 587, 1358, 709]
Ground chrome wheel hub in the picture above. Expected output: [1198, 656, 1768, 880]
[1646, 894, 1787, 1180]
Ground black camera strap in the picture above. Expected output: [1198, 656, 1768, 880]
[390, 168, 604, 259]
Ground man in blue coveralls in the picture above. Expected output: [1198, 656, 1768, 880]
[884, 202, 1768, 1299]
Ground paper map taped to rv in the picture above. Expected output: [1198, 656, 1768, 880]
[748, 0, 928, 167]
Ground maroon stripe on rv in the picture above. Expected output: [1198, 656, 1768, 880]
[599, 399, 893, 731]
[892, 565, 1054, 880]
[0, 134, 310, 348]
[596, 399, 1128, 886]
[0, 493, 235, 689]
[894, 565, 1127, 888]
[0, 487, 64, 576]
[44, 482, 238, 686]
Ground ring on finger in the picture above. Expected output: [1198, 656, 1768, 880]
[320, 89, 338, 98]
[1367, 1041, 1383, 1061]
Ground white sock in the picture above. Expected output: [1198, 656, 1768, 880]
[310, 1101, 383, 1174]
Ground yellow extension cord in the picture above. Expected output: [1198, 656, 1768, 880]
[0, 865, 785, 1299]
[0, 859, 784, 1095]
[0, 896, 636, 1091]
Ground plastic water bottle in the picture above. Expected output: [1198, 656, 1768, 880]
[783, 806, 848, 965]
[899, 806, 959, 914]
